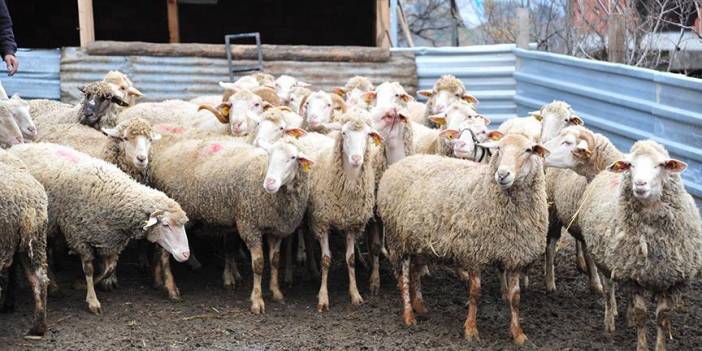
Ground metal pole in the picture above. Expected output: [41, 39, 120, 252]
[390, 0, 398, 47]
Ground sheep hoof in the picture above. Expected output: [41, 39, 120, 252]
[222, 281, 236, 291]
[403, 313, 417, 327]
[591, 283, 604, 295]
[369, 281, 380, 296]
[250, 299, 265, 314]
[167, 288, 181, 302]
[512, 333, 528, 346]
[316, 301, 329, 313]
[412, 300, 429, 316]
[350, 293, 364, 306]
[463, 328, 480, 342]
[271, 290, 285, 303]
[25, 324, 46, 339]
[87, 301, 102, 315]
[98, 276, 119, 291]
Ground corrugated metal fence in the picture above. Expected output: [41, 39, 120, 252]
[61, 47, 416, 104]
[513, 48, 702, 205]
[0, 49, 60, 100]
[395, 44, 520, 123]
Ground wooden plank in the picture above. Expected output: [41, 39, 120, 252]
[516, 8, 529, 50]
[375, 0, 390, 48]
[608, 13, 626, 63]
[167, 0, 180, 43]
[86, 41, 392, 62]
[77, 0, 95, 47]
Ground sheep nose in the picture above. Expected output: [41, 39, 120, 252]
[15, 136, 23, 144]
[351, 155, 362, 163]
[27, 126, 37, 134]
[181, 251, 190, 261]
[137, 155, 146, 162]
[265, 178, 275, 186]
[634, 180, 647, 187]
[497, 169, 511, 181]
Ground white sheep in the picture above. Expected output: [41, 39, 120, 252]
[275, 75, 310, 105]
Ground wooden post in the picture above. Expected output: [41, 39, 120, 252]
[167, 0, 180, 43]
[376, 0, 390, 48]
[77, 0, 95, 47]
[397, 2, 414, 47]
[516, 8, 529, 49]
[608, 13, 626, 63]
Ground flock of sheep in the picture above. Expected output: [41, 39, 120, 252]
[0, 69, 700, 351]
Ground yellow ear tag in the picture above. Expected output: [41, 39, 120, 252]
[532, 113, 543, 122]
[489, 133, 502, 141]
[302, 162, 311, 172]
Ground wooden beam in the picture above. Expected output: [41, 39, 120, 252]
[516, 8, 529, 49]
[608, 13, 626, 63]
[375, 0, 390, 48]
[397, 2, 414, 47]
[77, 0, 95, 47]
[167, 0, 180, 43]
[86, 41, 393, 62]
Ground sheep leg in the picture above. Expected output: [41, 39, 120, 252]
[222, 233, 238, 290]
[316, 228, 331, 312]
[304, 228, 320, 279]
[93, 254, 118, 286]
[46, 248, 61, 296]
[631, 293, 648, 351]
[20, 254, 48, 338]
[159, 248, 180, 301]
[506, 271, 527, 345]
[544, 220, 561, 293]
[81, 257, 101, 315]
[152, 249, 164, 289]
[499, 268, 508, 301]
[655, 293, 672, 351]
[601, 274, 616, 334]
[463, 271, 481, 341]
[0, 262, 16, 313]
[267, 236, 284, 302]
[583, 244, 603, 294]
[399, 257, 416, 326]
[346, 232, 364, 305]
[410, 256, 427, 315]
[575, 240, 587, 273]
[283, 236, 294, 286]
[247, 238, 265, 314]
[368, 220, 382, 296]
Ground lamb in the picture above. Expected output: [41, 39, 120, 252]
[275, 74, 311, 105]
[377, 134, 549, 345]
[0, 103, 23, 147]
[36, 118, 160, 184]
[103, 70, 144, 106]
[9, 143, 190, 315]
[417, 75, 478, 126]
[0, 94, 37, 140]
[32, 81, 130, 130]
[306, 111, 382, 311]
[552, 139, 702, 351]
[0, 150, 49, 338]
[299, 90, 347, 132]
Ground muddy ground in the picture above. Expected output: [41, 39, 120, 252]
[1, 235, 701, 351]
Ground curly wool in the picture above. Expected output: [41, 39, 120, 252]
[378, 145, 548, 271]
[9, 143, 186, 259]
[433, 75, 466, 94]
[345, 76, 374, 92]
[578, 140, 702, 292]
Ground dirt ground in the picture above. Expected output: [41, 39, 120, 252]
[1, 235, 701, 351]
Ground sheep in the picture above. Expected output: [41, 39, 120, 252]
[36, 118, 160, 185]
[306, 111, 383, 311]
[197, 87, 281, 137]
[287, 86, 312, 114]
[434, 121, 503, 161]
[27, 99, 72, 119]
[189, 95, 222, 106]
[299, 90, 347, 133]
[333, 75, 374, 110]
[275, 74, 311, 105]
[247, 107, 306, 149]
[414, 100, 491, 158]
[0, 103, 23, 147]
[417, 75, 478, 126]
[0, 94, 37, 140]
[9, 143, 190, 315]
[103, 70, 144, 106]
[553, 139, 702, 351]
[0, 150, 49, 338]
[377, 134, 549, 345]
[32, 81, 130, 130]
[218, 72, 276, 93]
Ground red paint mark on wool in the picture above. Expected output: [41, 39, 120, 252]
[208, 143, 223, 154]
[610, 176, 620, 188]
[56, 149, 80, 164]
[156, 123, 185, 134]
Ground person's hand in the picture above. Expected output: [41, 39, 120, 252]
[4, 54, 17, 76]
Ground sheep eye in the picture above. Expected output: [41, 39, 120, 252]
[254, 103, 260, 107]
[161, 222, 168, 227]
[291, 156, 296, 160]
[279, 126, 284, 130]
[327, 103, 331, 107]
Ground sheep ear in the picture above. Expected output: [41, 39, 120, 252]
[397, 112, 409, 123]
[487, 130, 503, 141]
[417, 89, 433, 98]
[143, 216, 159, 232]
[568, 115, 584, 126]
[9, 93, 20, 101]
[297, 153, 313, 172]
[530, 111, 543, 122]
[151, 132, 162, 141]
[285, 128, 306, 138]
[101, 127, 124, 140]
[400, 94, 413, 103]
[462, 94, 479, 105]
[368, 131, 384, 146]
[439, 129, 459, 141]
[361, 91, 376, 105]
[477, 114, 491, 125]
[608, 160, 631, 173]
[127, 86, 144, 97]
[664, 159, 687, 173]
[429, 115, 446, 127]
[78, 86, 86, 94]
[529, 144, 550, 158]
[332, 87, 346, 97]
[262, 102, 274, 111]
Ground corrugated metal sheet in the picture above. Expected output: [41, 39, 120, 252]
[394, 44, 519, 123]
[513, 48, 702, 205]
[1, 49, 60, 100]
[61, 47, 416, 104]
